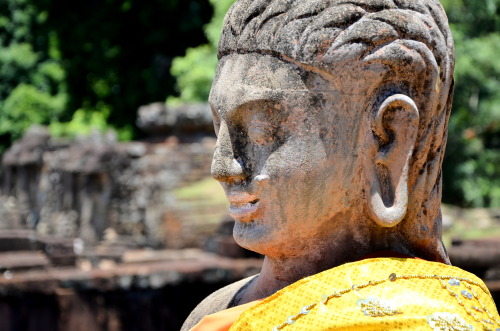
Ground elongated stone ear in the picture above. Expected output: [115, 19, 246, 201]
[368, 94, 419, 228]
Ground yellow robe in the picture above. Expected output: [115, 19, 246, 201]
[229, 258, 500, 330]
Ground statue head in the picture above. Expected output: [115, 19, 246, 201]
[210, 0, 454, 263]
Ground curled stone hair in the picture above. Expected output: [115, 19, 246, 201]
[218, 0, 455, 260]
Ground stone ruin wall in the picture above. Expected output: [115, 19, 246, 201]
[0, 104, 260, 331]
[0, 103, 223, 249]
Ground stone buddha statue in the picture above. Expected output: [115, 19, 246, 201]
[182, 1, 499, 330]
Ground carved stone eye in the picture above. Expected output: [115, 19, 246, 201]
[248, 123, 274, 146]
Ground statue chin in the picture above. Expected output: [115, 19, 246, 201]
[232, 220, 266, 253]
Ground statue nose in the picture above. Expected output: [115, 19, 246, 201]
[211, 122, 245, 183]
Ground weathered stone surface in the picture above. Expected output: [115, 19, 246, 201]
[0, 117, 218, 248]
[449, 238, 500, 276]
[0, 249, 262, 294]
[185, 0, 458, 326]
[2, 126, 50, 167]
[0, 247, 262, 331]
[213, 0, 454, 262]
[137, 102, 214, 136]
[0, 230, 75, 267]
[0, 251, 50, 271]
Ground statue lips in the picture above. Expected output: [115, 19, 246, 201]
[227, 192, 260, 222]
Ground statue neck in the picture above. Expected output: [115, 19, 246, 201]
[238, 237, 374, 304]
[237, 239, 448, 305]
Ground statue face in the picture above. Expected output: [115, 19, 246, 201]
[209, 53, 365, 258]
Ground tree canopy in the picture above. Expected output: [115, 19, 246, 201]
[0, 0, 212, 149]
[440, 0, 500, 207]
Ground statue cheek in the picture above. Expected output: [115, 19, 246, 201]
[262, 136, 329, 184]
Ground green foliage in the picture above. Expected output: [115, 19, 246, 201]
[1, 84, 65, 140]
[204, 0, 237, 48]
[441, 0, 500, 207]
[0, 0, 212, 152]
[169, 0, 236, 104]
[0, 0, 67, 147]
[34, 0, 213, 134]
[170, 45, 218, 103]
[49, 108, 110, 139]
[49, 106, 133, 141]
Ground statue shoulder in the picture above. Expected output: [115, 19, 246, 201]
[181, 274, 258, 331]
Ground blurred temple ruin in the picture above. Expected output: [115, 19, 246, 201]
[0, 103, 262, 331]
[0, 103, 217, 248]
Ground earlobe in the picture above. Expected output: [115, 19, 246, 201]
[368, 94, 419, 228]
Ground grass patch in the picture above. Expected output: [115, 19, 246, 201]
[173, 177, 228, 226]
[442, 204, 500, 246]
[174, 177, 227, 205]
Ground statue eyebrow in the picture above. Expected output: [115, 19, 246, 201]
[215, 88, 364, 122]
[208, 89, 285, 122]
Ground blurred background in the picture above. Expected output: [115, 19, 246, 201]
[0, 0, 498, 330]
